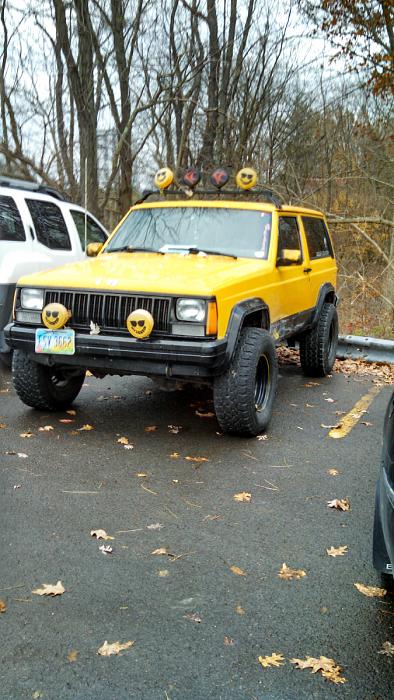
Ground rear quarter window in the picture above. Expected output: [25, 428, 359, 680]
[0, 195, 26, 241]
[302, 216, 333, 259]
[26, 199, 71, 250]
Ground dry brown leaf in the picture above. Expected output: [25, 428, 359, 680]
[321, 422, 341, 429]
[147, 523, 163, 530]
[327, 469, 338, 475]
[236, 603, 245, 614]
[137, 473, 147, 477]
[0, 600, 5, 612]
[97, 640, 135, 656]
[321, 667, 346, 684]
[99, 544, 113, 554]
[333, 410, 346, 415]
[78, 424, 93, 431]
[354, 582, 386, 597]
[67, 410, 76, 415]
[32, 581, 65, 597]
[59, 419, 75, 423]
[168, 425, 181, 433]
[20, 432, 35, 438]
[124, 444, 134, 450]
[183, 614, 201, 622]
[145, 426, 157, 432]
[117, 437, 129, 444]
[67, 650, 80, 662]
[0, 423, 5, 428]
[195, 410, 215, 418]
[13, 484, 21, 490]
[39, 425, 54, 432]
[151, 547, 169, 555]
[184, 456, 209, 462]
[256, 435, 268, 440]
[306, 403, 314, 407]
[224, 637, 234, 645]
[170, 453, 179, 458]
[324, 398, 336, 403]
[258, 653, 285, 668]
[90, 529, 114, 540]
[0, 389, 9, 393]
[230, 566, 246, 576]
[379, 641, 394, 656]
[290, 655, 338, 673]
[278, 562, 306, 580]
[361, 421, 373, 426]
[71, 431, 79, 435]
[233, 492, 251, 503]
[326, 545, 348, 557]
[157, 570, 169, 577]
[327, 499, 350, 511]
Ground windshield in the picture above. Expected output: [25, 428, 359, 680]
[105, 206, 272, 260]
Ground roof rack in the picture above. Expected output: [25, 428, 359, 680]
[0, 176, 68, 202]
[133, 188, 282, 208]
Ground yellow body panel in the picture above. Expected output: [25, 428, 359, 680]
[16, 200, 337, 341]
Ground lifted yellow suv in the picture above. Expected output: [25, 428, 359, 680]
[5, 167, 338, 436]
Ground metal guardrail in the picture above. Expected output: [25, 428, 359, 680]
[337, 335, 394, 364]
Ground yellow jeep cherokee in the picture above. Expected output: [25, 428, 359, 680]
[5, 167, 338, 436]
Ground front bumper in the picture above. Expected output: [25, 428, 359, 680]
[4, 323, 228, 380]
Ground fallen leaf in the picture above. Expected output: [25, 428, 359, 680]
[151, 547, 169, 555]
[145, 426, 157, 432]
[13, 484, 21, 490]
[324, 398, 336, 403]
[224, 637, 234, 645]
[146, 390, 156, 395]
[278, 562, 306, 580]
[230, 566, 246, 576]
[59, 419, 75, 423]
[333, 410, 346, 415]
[124, 444, 134, 450]
[90, 529, 114, 540]
[172, 479, 178, 483]
[18, 453, 28, 458]
[99, 544, 113, 554]
[32, 581, 65, 596]
[67, 410, 76, 415]
[97, 640, 135, 656]
[0, 389, 9, 393]
[90, 321, 100, 335]
[137, 473, 147, 478]
[321, 422, 341, 429]
[379, 641, 394, 656]
[354, 582, 386, 597]
[258, 653, 285, 667]
[67, 650, 80, 662]
[236, 603, 245, 614]
[147, 523, 164, 530]
[33, 693, 42, 699]
[5, 451, 16, 454]
[168, 425, 181, 434]
[290, 655, 346, 683]
[233, 492, 251, 503]
[157, 570, 169, 577]
[39, 425, 54, 431]
[0, 600, 5, 612]
[78, 424, 93, 431]
[0, 423, 5, 428]
[20, 432, 35, 438]
[111, 395, 124, 399]
[86, 370, 93, 376]
[327, 469, 338, 475]
[183, 614, 201, 622]
[256, 435, 268, 441]
[350, 413, 361, 418]
[184, 456, 209, 462]
[326, 545, 347, 557]
[170, 453, 180, 458]
[117, 437, 129, 444]
[71, 431, 79, 435]
[361, 421, 373, 426]
[327, 499, 350, 511]
[195, 410, 215, 418]
[306, 404, 314, 407]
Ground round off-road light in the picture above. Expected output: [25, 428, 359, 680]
[154, 167, 174, 189]
[42, 303, 71, 330]
[126, 309, 154, 338]
[236, 167, 257, 190]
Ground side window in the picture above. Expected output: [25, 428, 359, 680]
[302, 216, 333, 259]
[26, 199, 71, 250]
[0, 195, 26, 241]
[277, 216, 302, 264]
[70, 210, 107, 251]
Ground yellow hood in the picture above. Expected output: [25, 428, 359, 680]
[17, 252, 270, 296]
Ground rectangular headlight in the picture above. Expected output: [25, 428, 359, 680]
[176, 298, 206, 323]
[20, 288, 44, 311]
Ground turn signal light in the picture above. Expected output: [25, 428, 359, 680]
[206, 301, 218, 335]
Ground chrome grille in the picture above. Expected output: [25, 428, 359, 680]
[44, 290, 171, 333]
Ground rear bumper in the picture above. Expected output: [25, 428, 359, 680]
[4, 323, 228, 379]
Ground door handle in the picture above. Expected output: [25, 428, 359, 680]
[303, 268, 312, 273]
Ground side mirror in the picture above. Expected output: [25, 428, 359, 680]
[277, 248, 302, 266]
[86, 242, 104, 257]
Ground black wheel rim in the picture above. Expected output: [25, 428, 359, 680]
[255, 354, 270, 412]
[50, 369, 71, 389]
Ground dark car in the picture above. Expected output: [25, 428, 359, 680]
[373, 391, 394, 591]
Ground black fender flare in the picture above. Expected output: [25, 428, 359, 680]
[217, 297, 270, 371]
[310, 283, 338, 328]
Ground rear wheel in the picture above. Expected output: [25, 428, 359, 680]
[299, 302, 338, 377]
[12, 349, 85, 410]
[214, 327, 278, 436]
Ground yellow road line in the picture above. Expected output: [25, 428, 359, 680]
[329, 384, 382, 439]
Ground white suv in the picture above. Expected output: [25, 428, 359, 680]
[0, 177, 109, 364]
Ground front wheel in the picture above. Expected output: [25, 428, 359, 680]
[12, 349, 85, 410]
[299, 302, 338, 377]
[214, 328, 278, 437]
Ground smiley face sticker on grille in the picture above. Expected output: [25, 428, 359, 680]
[42, 303, 71, 330]
[126, 309, 154, 338]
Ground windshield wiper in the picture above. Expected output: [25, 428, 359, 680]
[107, 246, 165, 254]
[187, 247, 237, 259]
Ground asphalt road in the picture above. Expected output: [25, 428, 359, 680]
[1, 356, 393, 700]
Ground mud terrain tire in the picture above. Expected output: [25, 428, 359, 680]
[12, 349, 85, 410]
[299, 302, 338, 377]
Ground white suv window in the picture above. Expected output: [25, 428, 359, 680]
[70, 210, 107, 251]
[26, 199, 72, 250]
[0, 195, 26, 241]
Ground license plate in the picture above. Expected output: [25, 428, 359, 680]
[35, 328, 75, 355]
